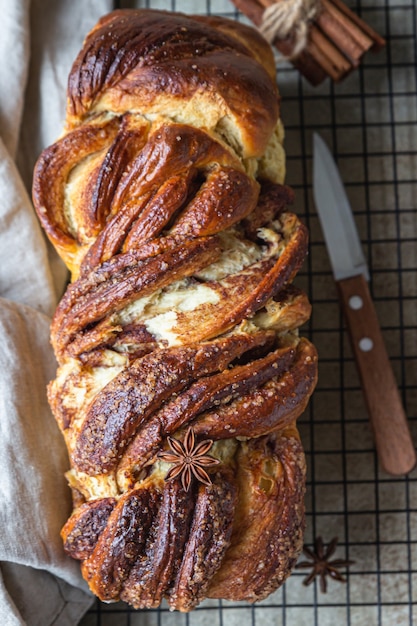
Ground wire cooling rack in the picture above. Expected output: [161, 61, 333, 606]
[80, 0, 417, 624]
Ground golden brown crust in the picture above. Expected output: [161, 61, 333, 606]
[208, 426, 306, 602]
[119, 479, 198, 609]
[189, 338, 318, 441]
[34, 117, 258, 277]
[167, 468, 237, 612]
[72, 330, 275, 474]
[114, 338, 317, 494]
[66, 10, 279, 157]
[61, 497, 117, 560]
[50, 211, 307, 363]
[51, 235, 222, 360]
[81, 485, 161, 601]
[33, 8, 317, 612]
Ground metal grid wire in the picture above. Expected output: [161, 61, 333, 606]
[80, 0, 417, 624]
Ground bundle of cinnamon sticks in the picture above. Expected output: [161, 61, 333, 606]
[230, 0, 385, 85]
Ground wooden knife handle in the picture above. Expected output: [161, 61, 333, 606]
[337, 274, 416, 475]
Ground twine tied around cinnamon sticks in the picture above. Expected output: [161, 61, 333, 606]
[260, 0, 320, 58]
[230, 0, 385, 85]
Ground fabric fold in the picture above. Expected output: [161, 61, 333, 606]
[0, 138, 57, 316]
[0, 1, 113, 624]
[0, 0, 30, 160]
[0, 299, 94, 623]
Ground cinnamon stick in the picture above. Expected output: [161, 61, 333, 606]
[272, 31, 328, 85]
[228, 0, 385, 85]
[231, 0, 264, 26]
[330, 0, 386, 50]
[321, 0, 374, 52]
[317, 1, 371, 66]
[258, 0, 276, 7]
[292, 49, 327, 85]
[309, 24, 352, 81]
[316, 15, 362, 67]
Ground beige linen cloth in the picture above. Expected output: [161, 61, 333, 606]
[0, 1, 112, 624]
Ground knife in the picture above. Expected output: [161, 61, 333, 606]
[313, 133, 416, 476]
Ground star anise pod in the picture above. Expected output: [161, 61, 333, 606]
[295, 536, 355, 593]
[157, 426, 220, 492]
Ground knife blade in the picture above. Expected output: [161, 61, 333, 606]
[313, 133, 416, 476]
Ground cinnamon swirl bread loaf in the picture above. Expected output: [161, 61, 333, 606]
[33, 9, 317, 611]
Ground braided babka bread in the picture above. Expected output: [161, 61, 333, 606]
[32, 9, 318, 611]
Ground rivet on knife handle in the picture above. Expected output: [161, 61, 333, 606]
[337, 274, 416, 476]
